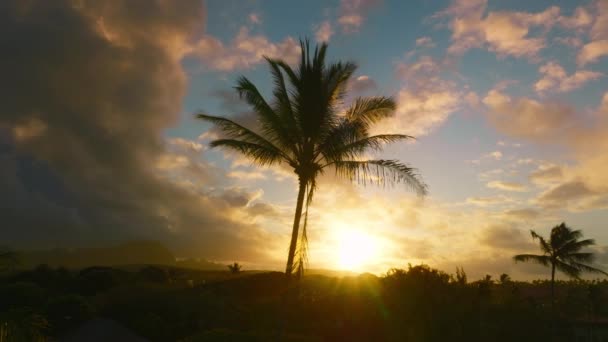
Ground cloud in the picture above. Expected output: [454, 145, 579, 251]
[482, 88, 576, 141]
[466, 195, 513, 207]
[478, 224, 534, 251]
[338, 0, 380, 33]
[373, 56, 461, 136]
[478, 168, 504, 180]
[577, 1, 608, 65]
[191, 27, 300, 71]
[167, 137, 204, 152]
[349, 75, 377, 93]
[440, 0, 560, 59]
[314, 20, 333, 42]
[248, 13, 261, 25]
[415, 36, 435, 48]
[485, 151, 503, 160]
[227, 170, 267, 181]
[486, 181, 527, 192]
[554, 36, 583, 48]
[558, 6, 593, 31]
[0, 0, 287, 265]
[534, 61, 602, 94]
[529, 164, 563, 186]
[502, 208, 540, 221]
[578, 39, 608, 66]
[535, 180, 597, 209]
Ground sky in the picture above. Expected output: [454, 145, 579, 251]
[1, 0, 607, 280]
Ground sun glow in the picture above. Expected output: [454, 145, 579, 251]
[333, 227, 381, 271]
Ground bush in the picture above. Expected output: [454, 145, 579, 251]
[45, 294, 93, 336]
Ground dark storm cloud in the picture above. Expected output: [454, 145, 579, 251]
[0, 0, 278, 263]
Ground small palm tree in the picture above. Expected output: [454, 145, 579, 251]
[514, 223, 607, 307]
[197, 40, 426, 277]
[228, 262, 242, 274]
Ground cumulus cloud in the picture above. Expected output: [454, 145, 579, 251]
[191, 27, 300, 71]
[439, 0, 560, 59]
[534, 61, 602, 94]
[373, 56, 461, 136]
[0, 0, 287, 265]
[482, 88, 576, 141]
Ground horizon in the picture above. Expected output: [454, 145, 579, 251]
[2, 0, 608, 281]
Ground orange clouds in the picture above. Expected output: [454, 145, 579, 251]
[482, 89, 576, 141]
[442, 0, 559, 59]
[534, 61, 602, 94]
[374, 56, 461, 136]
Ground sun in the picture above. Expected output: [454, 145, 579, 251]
[334, 227, 380, 271]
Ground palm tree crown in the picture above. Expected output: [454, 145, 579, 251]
[197, 40, 427, 277]
[514, 222, 606, 279]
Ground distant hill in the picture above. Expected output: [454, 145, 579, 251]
[16, 240, 224, 271]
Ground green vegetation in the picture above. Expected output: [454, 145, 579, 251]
[1, 261, 607, 341]
[197, 40, 426, 277]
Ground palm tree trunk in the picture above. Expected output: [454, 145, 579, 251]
[285, 178, 307, 276]
[551, 262, 556, 340]
[550, 263, 555, 310]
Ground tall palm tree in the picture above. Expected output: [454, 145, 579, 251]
[197, 40, 426, 277]
[514, 222, 607, 307]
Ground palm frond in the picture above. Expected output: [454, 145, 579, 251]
[332, 159, 427, 195]
[557, 238, 596, 255]
[264, 58, 302, 153]
[513, 254, 551, 266]
[531, 230, 552, 254]
[321, 134, 413, 163]
[234, 76, 292, 149]
[564, 252, 595, 263]
[554, 260, 582, 278]
[196, 114, 294, 164]
[209, 139, 285, 166]
[569, 262, 608, 276]
[325, 61, 357, 105]
[344, 97, 396, 129]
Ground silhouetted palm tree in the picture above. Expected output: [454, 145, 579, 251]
[228, 262, 242, 274]
[197, 40, 426, 277]
[514, 223, 607, 308]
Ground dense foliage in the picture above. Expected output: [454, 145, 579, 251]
[1, 264, 606, 341]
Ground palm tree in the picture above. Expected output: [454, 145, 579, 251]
[197, 40, 426, 277]
[514, 222, 607, 308]
[228, 262, 242, 274]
